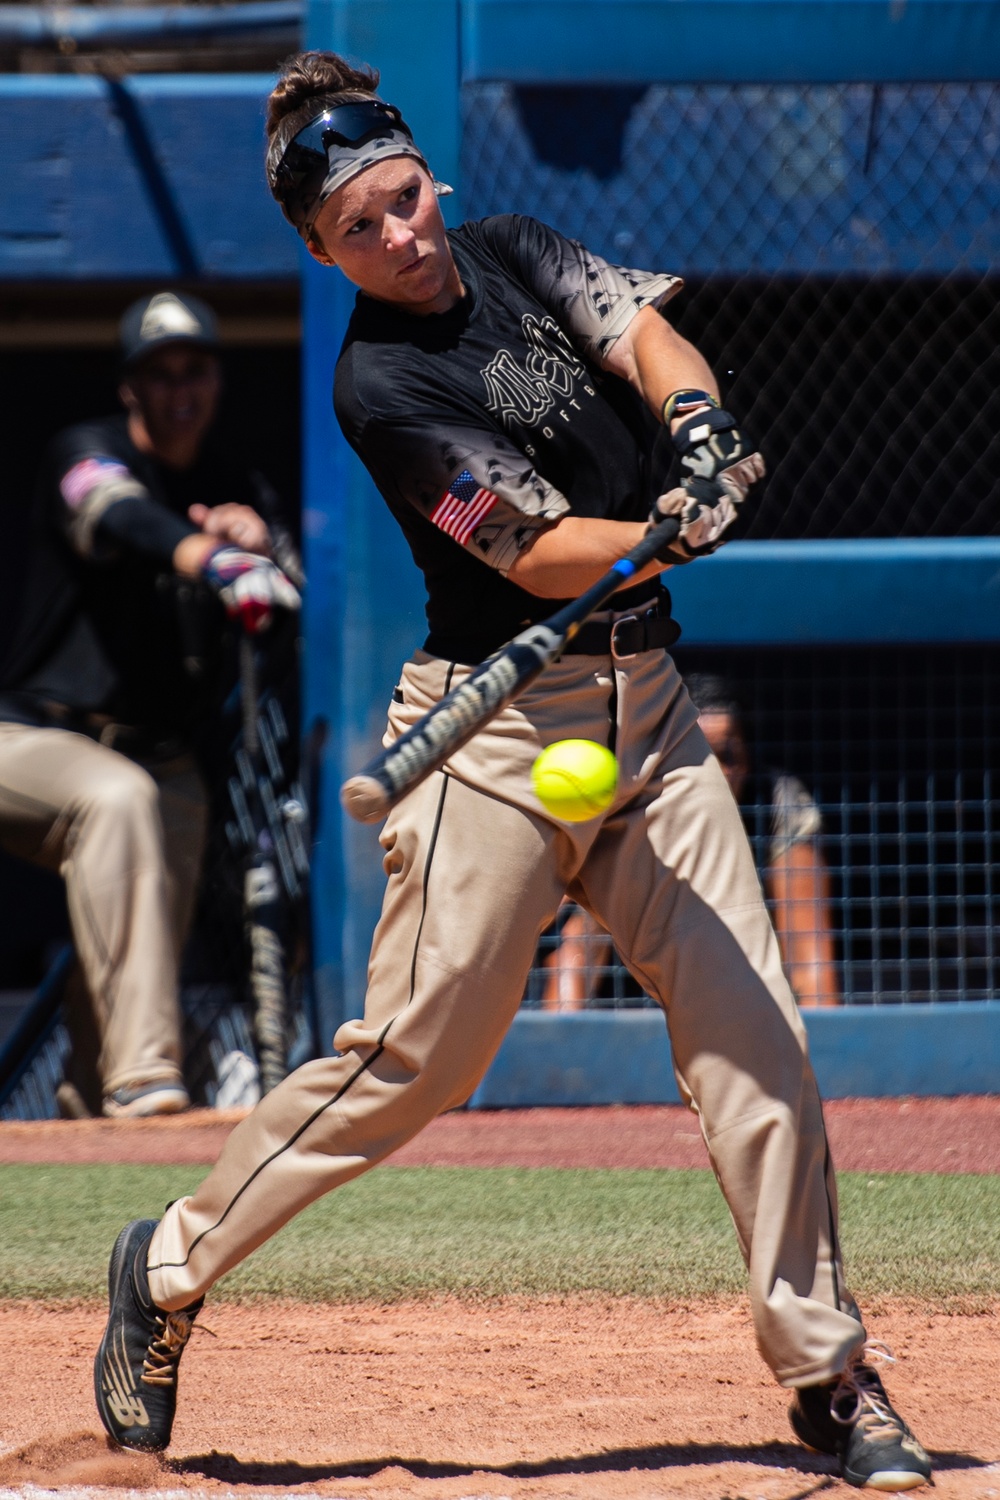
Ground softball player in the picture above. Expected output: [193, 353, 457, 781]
[0, 292, 300, 1117]
[94, 52, 931, 1491]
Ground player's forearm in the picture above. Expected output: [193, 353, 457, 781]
[505, 515, 671, 597]
[766, 848, 842, 1007]
[95, 495, 196, 566]
[611, 306, 719, 420]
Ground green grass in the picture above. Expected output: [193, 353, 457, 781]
[1, 1164, 998, 1306]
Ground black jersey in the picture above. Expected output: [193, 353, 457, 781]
[335, 214, 682, 662]
[0, 414, 285, 739]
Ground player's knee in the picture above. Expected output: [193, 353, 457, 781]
[84, 759, 161, 829]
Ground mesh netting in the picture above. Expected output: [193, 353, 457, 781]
[524, 646, 1000, 1010]
[463, 82, 1000, 538]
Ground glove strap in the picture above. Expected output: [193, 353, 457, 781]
[661, 388, 719, 426]
[203, 545, 256, 586]
[671, 405, 740, 458]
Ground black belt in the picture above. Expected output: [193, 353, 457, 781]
[424, 586, 679, 666]
[563, 592, 681, 658]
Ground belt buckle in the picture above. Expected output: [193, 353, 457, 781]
[611, 614, 639, 661]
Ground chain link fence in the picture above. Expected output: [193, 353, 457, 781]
[470, 82, 1000, 1008]
[464, 81, 1000, 540]
[527, 647, 1000, 1010]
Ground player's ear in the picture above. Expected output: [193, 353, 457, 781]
[304, 229, 337, 268]
[118, 379, 139, 413]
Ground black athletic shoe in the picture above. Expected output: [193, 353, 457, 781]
[102, 1081, 189, 1118]
[790, 1344, 932, 1491]
[94, 1218, 202, 1451]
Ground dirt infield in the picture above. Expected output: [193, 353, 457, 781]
[0, 1299, 997, 1500]
[2, 1095, 999, 1171]
[2, 1100, 997, 1496]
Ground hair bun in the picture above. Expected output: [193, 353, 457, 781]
[266, 51, 381, 139]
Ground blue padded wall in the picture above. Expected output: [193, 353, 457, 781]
[0, 75, 295, 279]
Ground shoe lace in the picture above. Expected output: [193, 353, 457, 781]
[831, 1341, 900, 1440]
[141, 1307, 198, 1388]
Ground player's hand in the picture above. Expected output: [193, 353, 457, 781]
[189, 502, 272, 556]
[649, 408, 765, 563]
[203, 546, 301, 633]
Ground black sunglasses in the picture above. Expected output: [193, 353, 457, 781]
[273, 100, 412, 223]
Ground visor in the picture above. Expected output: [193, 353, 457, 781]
[270, 97, 452, 238]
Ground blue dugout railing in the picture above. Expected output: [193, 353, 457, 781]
[301, 0, 1000, 1096]
[0, 3, 300, 48]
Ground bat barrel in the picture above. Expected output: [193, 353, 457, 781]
[341, 773, 393, 824]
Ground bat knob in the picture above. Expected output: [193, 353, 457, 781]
[340, 774, 392, 824]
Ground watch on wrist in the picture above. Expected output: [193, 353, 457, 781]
[661, 389, 720, 426]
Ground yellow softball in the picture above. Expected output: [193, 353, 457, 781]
[531, 739, 618, 822]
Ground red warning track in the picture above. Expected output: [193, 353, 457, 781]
[1, 1096, 997, 1172]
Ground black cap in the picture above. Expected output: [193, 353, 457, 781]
[120, 291, 219, 368]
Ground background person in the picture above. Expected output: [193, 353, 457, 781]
[543, 671, 841, 1009]
[0, 291, 300, 1118]
[687, 671, 840, 1007]
[93, 53, 929, 1492]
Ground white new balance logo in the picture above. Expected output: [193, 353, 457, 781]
[103, 1322, 150, 1429]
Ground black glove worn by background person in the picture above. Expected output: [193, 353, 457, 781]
[649, 403, 766, 563]
[203, 546, 301, 633]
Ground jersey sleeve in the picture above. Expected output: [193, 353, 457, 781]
[768, 773, 823, 863]
[346, 405, 570, 577]
[481, 215, 683, 366]
[53, 442, 193, 563]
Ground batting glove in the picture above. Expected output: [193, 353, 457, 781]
[203, 546, 301, 633]
[649, 406, 765, 563]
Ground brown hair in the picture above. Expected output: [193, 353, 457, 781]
[265, 50, 381, 141]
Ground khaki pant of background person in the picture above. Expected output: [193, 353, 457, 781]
[0, 723, 207, 1100]
[149, 633, 865, 1387]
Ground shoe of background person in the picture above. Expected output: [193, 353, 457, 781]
[102, 1081, 190, 1118]
[790, 1342, 932, 1491]
[94, 1218, 202, 1450]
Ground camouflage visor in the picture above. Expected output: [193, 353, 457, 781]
[269, 98, 452, 239]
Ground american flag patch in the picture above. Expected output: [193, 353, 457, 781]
[60, 457, 130, 510]
[430, 470, 499, 545]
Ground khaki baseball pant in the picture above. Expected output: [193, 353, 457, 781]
[149, 637, 865, 1387]
[0, 723, 206, 1095]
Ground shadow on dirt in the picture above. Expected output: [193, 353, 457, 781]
[175, 1440, 990, 1485]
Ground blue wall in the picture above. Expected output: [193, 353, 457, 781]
[469, 1004, 1000, 1105]
[669, 539, 1000, 645]
[0, 75, 293, 279]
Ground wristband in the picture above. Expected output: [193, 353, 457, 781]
[661, 389, 720, 426]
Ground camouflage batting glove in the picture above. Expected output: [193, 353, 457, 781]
[649, 407, 765, 563]
[203, 546, 301, 633]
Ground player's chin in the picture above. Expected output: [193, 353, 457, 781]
[394, 260, 447, 305]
